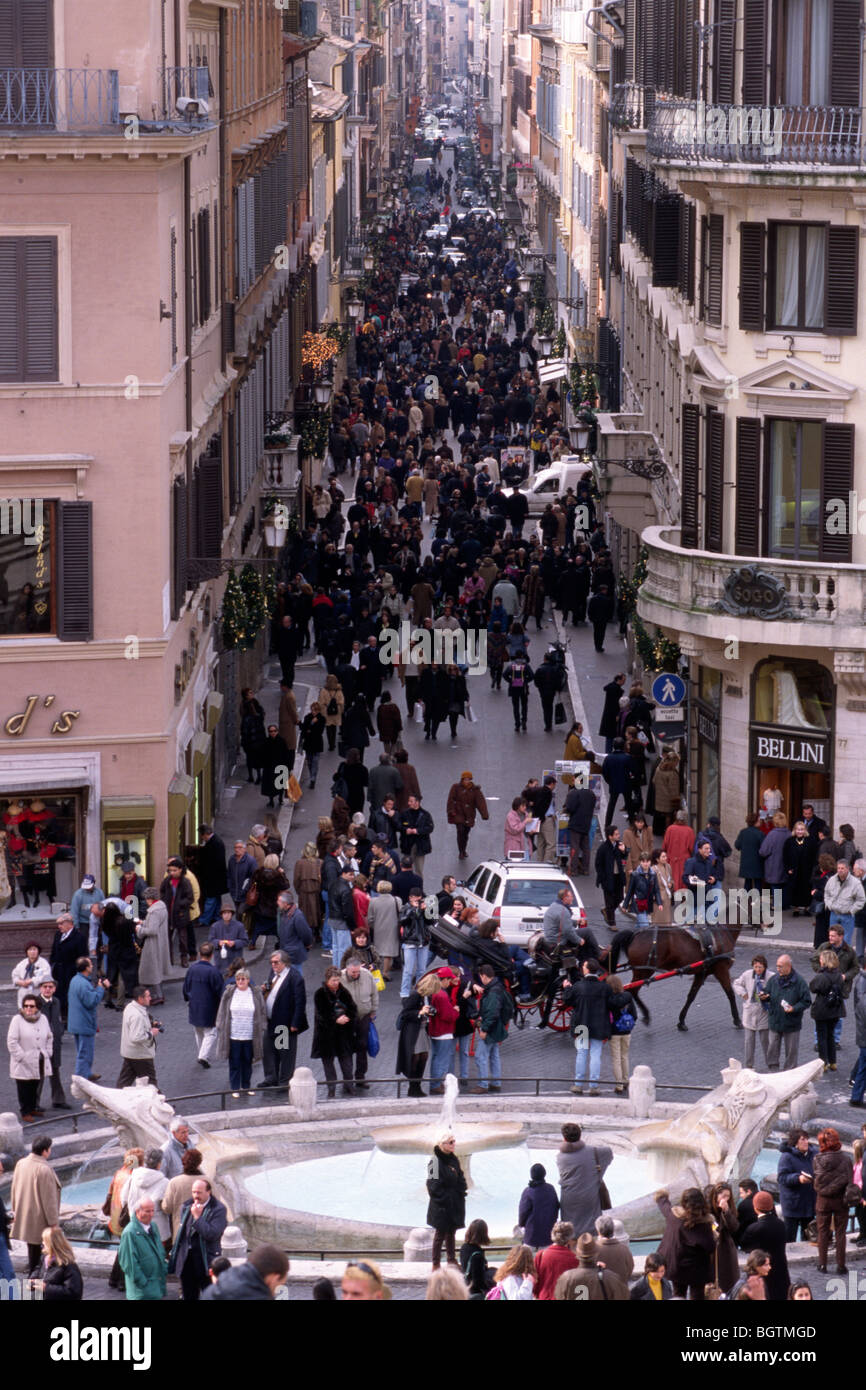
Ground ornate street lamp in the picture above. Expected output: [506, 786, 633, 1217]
[363, 250, 376, 272]
[516, 271, 531, 294]
[569, 421, 590, 451]
[537, 331, 553, 360]
[346, 294, 364, 323]
[313, 377, 333, 408]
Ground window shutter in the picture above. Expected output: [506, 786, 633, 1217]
[198, 208, 211, 324]
[678, 199, 695, 302]
[197, 450, 223, 561]
[170, 226, 178, 364]
[825, 225, 859, 335]
[0, 238, 16, 378]
[734, 418, 761, 555]
[652, 194, 680, 288]
[830, 0, 862, 106]
[680, 403, 700, 549]
[742, 0, 767, 104]
[598, 208, 607, 290]
[704, 408, 725, 552]
[712, 0, 735, 104]
[738, 222, 765, 331]
[821, 424, 854, 563]
[19, 0, 54, 65]
[22, 236, 57, 380]
[702, 213, 724, 325]
[172, 477, 188, 618]
[189, 213, 199, 330]
[57, 500, 93, 641]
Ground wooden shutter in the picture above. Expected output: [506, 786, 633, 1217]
[702, 213, 724, 325]
[0, 236, 57, 382]
[198, 208, 211, 324]
[678, 199, 696, 302]
[0, 0, 54, 65]
[825, 225, 859, 336]
[738, 222, 765, 331]
[830, 0, 862, 106]
[821, 424, 854, 563]
[653, 194, 680, 288]
[734, 418, 761, 555]
[704, 408, 725, 552]
[170, 226, 178, 364]
[57, 500, 93, 641]
[712, 0, 735, 104]
[680, 403, 700, 549]
[598, 208, 607, 290]
[172, 477, 188, 618]
[189, 214, 198, 330]
[196, 450, 223, 560]
[742, 0, 767, 104]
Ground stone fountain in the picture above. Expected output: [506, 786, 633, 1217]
[369, 1074, 525, 1187]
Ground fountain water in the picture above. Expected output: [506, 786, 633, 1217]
[369, 1074, 525, 1187]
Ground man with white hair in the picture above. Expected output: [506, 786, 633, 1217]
[160, 1117, 192, 1179]
[118, 1194, 167, 1301]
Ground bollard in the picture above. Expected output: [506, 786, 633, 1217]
[0, 1113, 25, 1161]
[403, 1227, 434, 1262]
[221, 1225, 249, 1261]
[628, 1064, 656, 1118]
[289, 1067, 318, 1120]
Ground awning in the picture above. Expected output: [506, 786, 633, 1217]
[101, 796, 156, 827]
[191, 732, 211, 778]
[205, 691, 224, 734]
[168, 773, 194, 821]
[537, 357, 569, 385]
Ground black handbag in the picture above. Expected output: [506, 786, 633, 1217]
[554, 700, 567, 725]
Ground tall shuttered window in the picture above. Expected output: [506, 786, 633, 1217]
[704, 408, 725, 552]
[680, 403, 700, 549]
[701, 214, 724, 326]
[741, 222, 859, 334]
[0, 236, 58, 382]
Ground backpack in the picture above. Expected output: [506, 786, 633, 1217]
[499, 987, 515, 1028]
[824, 981, 843, 1012]
[611, 1006, 636, 1035]
[510, 663, 525, 689]
[327, 696, 339, 717]
[330, 766, 349, 801]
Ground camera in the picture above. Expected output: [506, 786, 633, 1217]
[151, 1018, 165, 1034]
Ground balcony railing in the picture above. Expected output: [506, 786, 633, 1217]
[647, 100, 864, 165]
[610, 81, 652, 131]
[0, 68, 119, 133]
[639, 526, 866, 646]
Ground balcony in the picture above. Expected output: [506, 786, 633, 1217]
[647, 100, 864, 166]
[610, 81, 651, 132]
[638, 526, 866, 650]
[0, 69, 119, 133]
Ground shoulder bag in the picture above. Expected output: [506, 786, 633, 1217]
[594, 1148, 612, 1211]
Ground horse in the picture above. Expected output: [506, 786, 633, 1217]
[607, 924, 744, 1032]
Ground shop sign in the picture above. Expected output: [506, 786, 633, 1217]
[4, 695, 80, 738]
[697, 706, 719, 747]
[712, 566, 803, 621]
[753, 726, 829, 770]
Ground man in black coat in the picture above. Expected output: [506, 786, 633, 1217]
[504, 488, 529, 538]
[258, 948, 307, 1088]
[564, 784, 597, 876]
[104, 900, 140, 1009]
[275, 615, 300, 687]
[49, 913, 88, 1021]
[359, 635, 384, 708]
[533, 652, 567, 732]
[739, 1191, 791, 1300]
[587, 585, 615, 653]
[260, 726, 293, 810]
[599, 673, 626, 752]
[196, 825, 227, 929]
[595, 826, 629, 927]
[564, 959, 617, 1095]
[36, 978, 69, 1109]
[398, 795, 435, 877]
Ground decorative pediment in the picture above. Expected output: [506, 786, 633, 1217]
[737, 356, 857, 405]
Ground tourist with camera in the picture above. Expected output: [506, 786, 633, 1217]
[116, 984, 161, 1089]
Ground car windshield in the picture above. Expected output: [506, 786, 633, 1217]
[502, 879, 571, 908]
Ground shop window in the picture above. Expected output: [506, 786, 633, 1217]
[1, 794, 79, 919]
[699, 666, 721, 711]
[0, 500, 53, 634]
[753, 657, 832, 731]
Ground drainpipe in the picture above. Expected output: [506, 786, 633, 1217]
[184, 152, 194, 587]
[584, 3, 623, 407]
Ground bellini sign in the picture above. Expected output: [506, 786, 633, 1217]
[755, 734, 827, 768]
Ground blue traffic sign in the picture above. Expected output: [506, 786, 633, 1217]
[651, 672, 686, 707]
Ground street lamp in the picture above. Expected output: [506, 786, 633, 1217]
[313, 377, 333, 408]
[263, 507, 290, 550]
[537, 331, 553, 360]
[363, 251, 375, 272]
[516, 271, 531, 294]
[346, 294, 364, 323]
[504, 232, 517, 252]
[569, 422, 590, 451]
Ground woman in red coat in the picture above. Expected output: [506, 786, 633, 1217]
[534, 1221, 578, 1300]
[662, 811, 696, 891]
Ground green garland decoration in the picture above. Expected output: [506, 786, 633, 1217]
[222, 569, 254, 651]
[618, 545, 680, 670]
[324, 323, 351, 353]
[554, 324, 567, 360]
[300, 407, 330, 459]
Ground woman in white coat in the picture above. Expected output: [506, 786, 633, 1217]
[7, 993, 54, 1121]
[136, 889, 171, 1006]
[11, 942, 53, 1007]
[733, 954, 776, 1070]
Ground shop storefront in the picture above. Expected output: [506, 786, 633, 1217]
[750, 657, 833, 827]
[696, 667, 721, 827]
[100, 797, 155, 899]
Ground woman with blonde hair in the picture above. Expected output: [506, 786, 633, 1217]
[319, 673, 345, 752]
[366, 879, 400, 980]
[248, 853, 289, 948]
[293, 842, 322, 933]
[809, 948, 846, 1071]
[340, 1258, 392, 1300]
[651, 848, 674, 925]
[103, 1147, 144, 1290]
[32, 1225, 82, 1301]
[315, 817, 335, 859]
[426, 1265, 469, 1300]
[490, 1243, 536, 1300]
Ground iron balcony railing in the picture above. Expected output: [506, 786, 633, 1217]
[610, 81, 653, 131]
[647, 100, 864, 165]
[0, 68, 119, 132]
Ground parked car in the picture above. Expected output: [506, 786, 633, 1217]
[459, 861, 588, 947]
[501, 458, 592, 514]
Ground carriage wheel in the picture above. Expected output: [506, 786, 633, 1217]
[546, 993, 572, 1033]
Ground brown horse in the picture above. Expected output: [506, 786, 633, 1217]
[608, 925, 744, 1032]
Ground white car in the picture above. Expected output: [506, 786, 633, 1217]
[444, 134, 458, 148]
[459, 860, 588, 947]
[423, 222, 450, 241]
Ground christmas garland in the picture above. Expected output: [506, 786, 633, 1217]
[300, 407, 330, 459]
[618, 546, 681, 670]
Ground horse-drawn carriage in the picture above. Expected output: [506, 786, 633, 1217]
[426, 913, 575, 1031]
